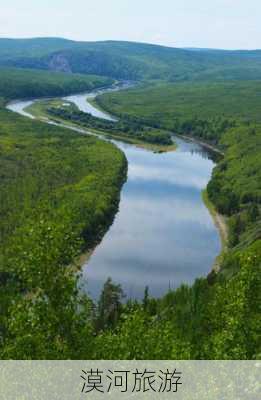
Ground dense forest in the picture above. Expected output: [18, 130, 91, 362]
[0, 51, 260, 359]
[98, 80, 261, 254]
[0, 73, 127, 358]
[207, 125, 261, 252]
[1, 38, 261, 81]
[0, 67, 113, 102]
[45, 103, 172, 146]
[96, 80, 261, 144]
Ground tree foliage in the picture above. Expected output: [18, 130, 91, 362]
[0, 107, 126, 358]
[0, 64, 260, 360]
[1, 38, 261, 81]
[0, 67, 113, 102]
[46, 104, 172, 145]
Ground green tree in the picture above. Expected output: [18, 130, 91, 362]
[96, 278, 125, 332]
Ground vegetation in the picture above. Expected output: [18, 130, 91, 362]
[1, 104, 260, 360]
[40, 100, 173, 146]
[1, 38, 261, 81]
[98, 79, 261, 276]
[99, 79, 260, 257]
[207, 124, 261, 261]
[92, 241, 260, 359]
[1, 235, 260, 359]
[0, 50, 260, 360]
[0, 78, 127, 358]
[0, 67, 113, 102]
[96, 80, 261, 144]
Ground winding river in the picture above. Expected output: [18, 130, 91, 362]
[7, 86, 221, 300]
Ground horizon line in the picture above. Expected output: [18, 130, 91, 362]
[0, 35, 260, 52]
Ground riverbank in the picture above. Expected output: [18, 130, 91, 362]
[183, 131, 228, 271]
[85, 126, 177, 153]
[7, 85, 221, 299]
[202, 189, 228, 272]
[178, 134, 224, 156]
[72, 159, 128, 273]
[91, 96, 224, 156]
[88, 97, 115, 117]
[24, 100, 177, 153]
[0, 101, 128, 287]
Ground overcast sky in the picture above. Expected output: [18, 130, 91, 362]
[0, 0, 260, 49]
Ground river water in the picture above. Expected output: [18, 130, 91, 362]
[7, 87, 221, 300]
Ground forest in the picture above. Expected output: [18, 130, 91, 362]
[0, 67, 113, 102]
[96, 80, 261, 143]
[0, 60, 260, 359]
[0, 73, 127, 358]
[46, 104, 173, 146]
[1, 38, 261, 81]
[98, 80, 261, 255]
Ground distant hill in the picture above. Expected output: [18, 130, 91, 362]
[0, 38, 261, 81]
[0, 67, 113, 102]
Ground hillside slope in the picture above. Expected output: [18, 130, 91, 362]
[1, 38, 261, 81]
[97, 80, 261, 258]
[0, 51, 260, 360]
[96, 80, 261, 139]
[0, 67, 113, 102]
[0, 70, 127, 359]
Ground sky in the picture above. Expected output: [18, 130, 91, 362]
[0, 0, 260, 49]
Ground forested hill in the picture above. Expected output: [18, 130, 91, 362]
[1, 38, 261, 81]
[0, 67, 113, 103]
[0, 44, 260, 359]
[96, 80, 261, 262]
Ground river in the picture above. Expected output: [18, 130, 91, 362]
[7, 86, 221, 300]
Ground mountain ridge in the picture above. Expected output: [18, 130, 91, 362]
[1, 38, 261, 81]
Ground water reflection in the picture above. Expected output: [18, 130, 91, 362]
[7, 89, 221, 302]
[83, 138, 221, 300]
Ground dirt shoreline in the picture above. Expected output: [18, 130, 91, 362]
[202, 189, 228, 272]
[177, 134, 224, 155]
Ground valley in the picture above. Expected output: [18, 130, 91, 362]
[0, 38, 260, 360]
[8, 86, 221, 299]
